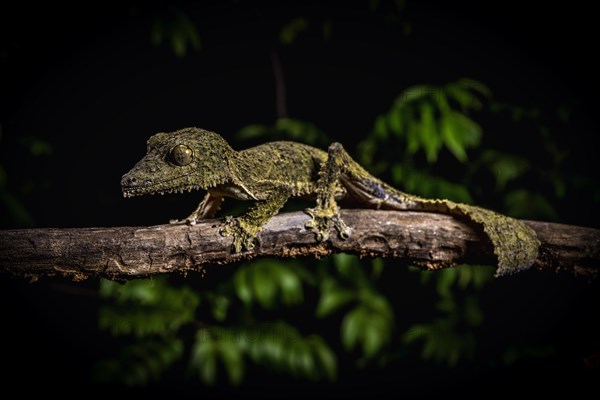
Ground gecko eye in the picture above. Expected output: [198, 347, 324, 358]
[170, 144, 193, 166]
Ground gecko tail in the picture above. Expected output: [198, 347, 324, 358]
[452, 203, 540, 277]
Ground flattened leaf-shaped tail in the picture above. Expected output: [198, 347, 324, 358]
[449, 202, 540, 276]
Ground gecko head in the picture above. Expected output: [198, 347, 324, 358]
[121, 127, 234, 197]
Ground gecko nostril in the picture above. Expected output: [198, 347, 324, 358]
[121, 176, 136, 186]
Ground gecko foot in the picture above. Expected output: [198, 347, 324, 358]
[219, 216, 259, 253]
[305, 207, 351, 242]
[169, 216, 199, 226]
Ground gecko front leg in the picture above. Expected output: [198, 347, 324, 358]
[170, 192, 224, 225]
[220, 189, 292, 252]
[306, 142, 353, 241]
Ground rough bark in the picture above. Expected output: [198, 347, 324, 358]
[0, 210, 598, 281]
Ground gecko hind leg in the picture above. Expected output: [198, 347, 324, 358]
[306, 142, 352, 241]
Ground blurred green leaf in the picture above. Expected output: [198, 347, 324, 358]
[342, 306, 365, 351]
[238, 119, 329, 146]
[456, 78, 492, 98]
[206, 292, 231, 322]
[374, 79, 487, 165]
[278, 267, 304, 305]
[425, 265, 493, 297]
[395, 84, 434, 105]
[236, 322, 337, 382]
[406, 109, 420, 155]
[445, 80, 488, 111]
[403, 319, 474, 366]
[387, 108, 403, 135]
[356, 140, 372, 166]
[358, 289, 393, 319]
[275, 118, 329, 145]
[280, 17, 309, 45]
[332, 253, 368, 284]
[419, 102, 441, 163]
[99, 277, 199, 338]
[251, 261, 278, 308]
[440, 110, 482, 162]
[95, 337, 183, 386]
[371, 258, 384, 280]
[236, 124, 272, 140]
[18, 136, 53, 156]
[190, 330, 219, 386]
[373, 114, 388, 140]
[308, 335, 337, 381]
[362, 314, 390, 358]
[316, 280, 356, 317]
[481, 150, 530, 190]
[287, 340, 312, 378]
[457, 264, 494, 290]
[435, 295, 456, 314]
[233, 260, 306, 310]
[502, 344, 555, 366]
[219, 341, 244, 386]
[403, 169, 473, 203]
[504, 189, 559, 220]
[341, 301, 392, 359]
[463, 295, 483, 327]
[234, 266, 253, 305]
[440, 113, 467, 162]
[151, 8, 201, 58]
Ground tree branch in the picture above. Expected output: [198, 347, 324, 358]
[0, 210, 598, 281]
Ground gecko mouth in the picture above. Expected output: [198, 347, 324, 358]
[121, 171, 203, 198]
[122, 184, 202, 198]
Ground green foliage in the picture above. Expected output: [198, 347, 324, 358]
[99, 277, 200, 337]
[317, 255, 395, 360]
[190, 328, 244, 386]
[421, 265, 495, 298]
[280, 18, 309, 45]
[233, 259, 312, 309]
[189, 323, 336, 385]
[94, 336, 183, 386]
[480, 150, 530, 190]
[404, 266, 494, 366]
[403, 318, 475, 366]
[237, 118, 330, 146]
[394, 168, 473, 203]
[504, 189, 559, 221]
[362, 79, 488, 165]
[151, 8, 201, 57]
[502, 345, 555, 366]
[342, 299, 393, 359]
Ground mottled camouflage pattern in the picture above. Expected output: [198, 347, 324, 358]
[122, 127, 539, 276]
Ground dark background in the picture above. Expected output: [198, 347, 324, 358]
[1, 1, 598, 396]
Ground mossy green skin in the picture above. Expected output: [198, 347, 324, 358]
[121, 127, 539, 276]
